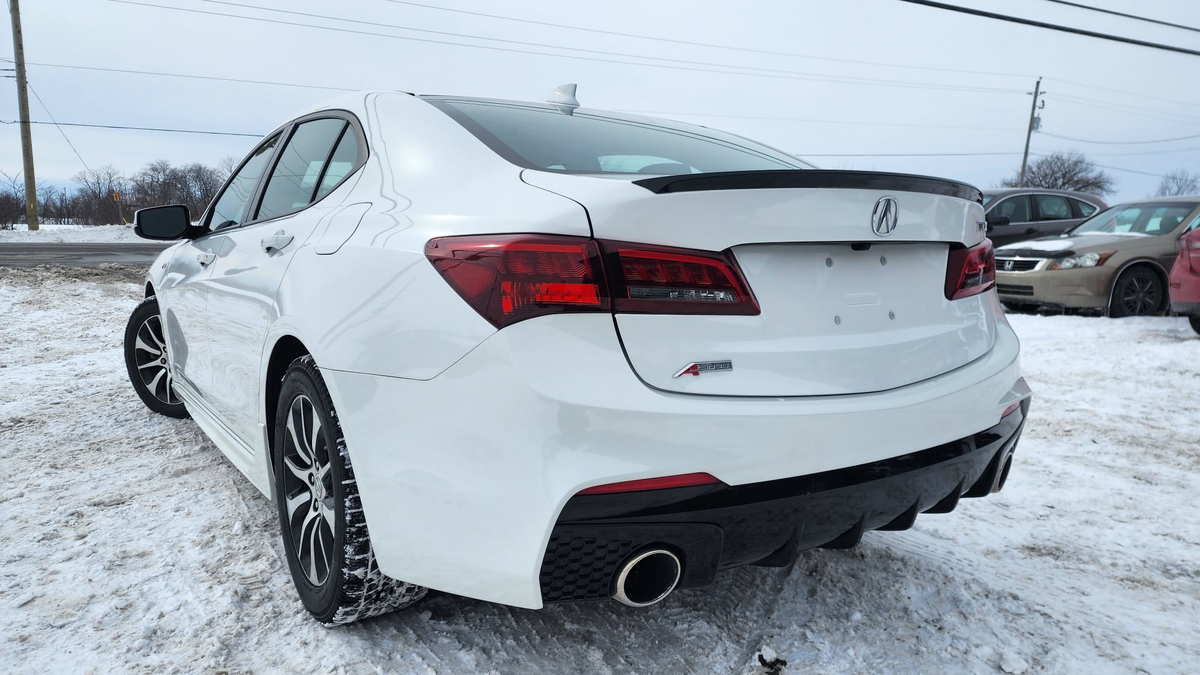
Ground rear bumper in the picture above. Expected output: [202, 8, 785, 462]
[322, 312, 1027, 609]
[542, 404, 1026, 603]
[1172, 301, 1200, 315]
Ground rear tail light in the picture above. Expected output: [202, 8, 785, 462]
[945, 239, 996, 301]
[600, 241, 759, 315]
[1185, 235, 1200, 274]
[426, 235, 759, 327]
[577, 472, 721, 495]
[425, 235, 608, 329]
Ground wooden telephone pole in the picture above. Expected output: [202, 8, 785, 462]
[1017, 77, 1043, 189]
[8, 0, 39, 230]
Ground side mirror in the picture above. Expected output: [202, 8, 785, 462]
[134, 205, 192, 240]
[985, 215, 1010, 231]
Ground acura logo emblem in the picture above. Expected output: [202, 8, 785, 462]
[871, 196, 899, 236]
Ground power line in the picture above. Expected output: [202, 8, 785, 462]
[215, 0, 1004, 91]
[0, 119, 262, 137]
[800, 151, 1025, 157]
[1041, 0, 1200, 34]
[1046, 77, 1200, 109]
[372, 0, 1035, 80]
[1039, 130, 1200, 145]
[616, 109, 1023, 132]
[26, 83, 91, 172]
[110, 0, 1026, 96]
[1047, 93, 1200, 124]
[21, 60, 357, 92]
[895, 0, 1200, 57]
[1053, 144, 1200, 157]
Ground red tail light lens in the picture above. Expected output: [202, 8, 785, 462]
[1185, 233, 1200, 274]
[428, 235, 760, 327]
[600, 241, 760, 315]
[945, 239, 996, 301]
[577, 472, 721, 495]
[425, 235, 609, 329]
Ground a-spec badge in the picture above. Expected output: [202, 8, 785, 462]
[674, 360, 733, 377]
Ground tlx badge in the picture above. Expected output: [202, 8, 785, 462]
[673, 360, 733, 377]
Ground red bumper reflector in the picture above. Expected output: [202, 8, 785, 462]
[1002, 401, 1022, 418]
[577, 472, 721, 495]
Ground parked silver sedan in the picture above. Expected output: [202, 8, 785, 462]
[983, 189, 1107, 247]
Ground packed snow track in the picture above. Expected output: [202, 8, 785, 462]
[1, 265, 1197, 674]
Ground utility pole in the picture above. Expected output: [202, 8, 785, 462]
[8, 0, 38, 230]
[1018, 77, 1044, 189]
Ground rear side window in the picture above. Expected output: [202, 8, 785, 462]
[992, 195, 1031, 222]
[1035, 194, 1072, 221]
[1071, 199, 1098, 217]
[257, 118, 347, 221]
[427, 99, 806, 174]
[314, 129, 360, 201]
[208, 134, 280, 230]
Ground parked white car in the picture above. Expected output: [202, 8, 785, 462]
[125, 89, 1030, 624]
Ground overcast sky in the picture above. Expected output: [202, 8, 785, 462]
[3, 0, 1198, 202]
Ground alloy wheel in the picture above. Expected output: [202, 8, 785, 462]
[132, 315, 179, 405]
[281, 394, 336, 587]
[1117, 270, 1161, 316]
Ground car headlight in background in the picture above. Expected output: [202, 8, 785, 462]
[1049, 251, 1115, 270]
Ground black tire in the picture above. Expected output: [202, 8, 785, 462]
[1109, 266, 1164, 317]
[274, 355, 426, 624]
[1190, 315, 1200, 336]
[123, 297, 189, 419]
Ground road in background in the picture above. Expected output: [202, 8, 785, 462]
[0, 243, 170, 267]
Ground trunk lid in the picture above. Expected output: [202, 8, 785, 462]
[524, 170, 996, 396]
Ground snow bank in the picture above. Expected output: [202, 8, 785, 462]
[0, 224, 143, 244]
[0, 269, 1197, 673]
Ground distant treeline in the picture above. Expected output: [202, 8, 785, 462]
[0, 158, 233, 228]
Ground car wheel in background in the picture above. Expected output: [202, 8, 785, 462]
[274, 355, 427, 624]
[1190, 315, 1200, 335]
[123, 297, 189, 418]
[1109, 267, 1164, 317]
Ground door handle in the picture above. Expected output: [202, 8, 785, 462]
[196, 252, 216, 266]
[261, 230, 294, 254]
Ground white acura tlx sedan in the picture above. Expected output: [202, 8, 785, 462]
[125, 88, 1030, 624]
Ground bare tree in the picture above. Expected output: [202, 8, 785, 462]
[217, 155, 239, 181]
[1155, 169, 1200, 197]
[0, 171, 24, 230]
[1001, 152, 1115, 196]
[73, 165, 129, 225]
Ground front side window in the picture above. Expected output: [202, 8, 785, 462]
[257, 118, 348, 221]
[427, 98, 807, 174]
[208, 134, 280, 230]
[1035, 194, 1072, 221]
[1072, 203, 1199, 235]
[992, 195, 1031, 222]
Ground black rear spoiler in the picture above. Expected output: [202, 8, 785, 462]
[632, 170, 983, 203]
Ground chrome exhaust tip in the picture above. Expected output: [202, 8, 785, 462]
[612, 549, 682, 608]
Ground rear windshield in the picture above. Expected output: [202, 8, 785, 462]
[1071, 203, 1198, 236]
[426, 98, 807, 175]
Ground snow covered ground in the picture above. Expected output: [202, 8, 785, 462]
[0, 224, 143, 244]
[1, 266, 1197, 674]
